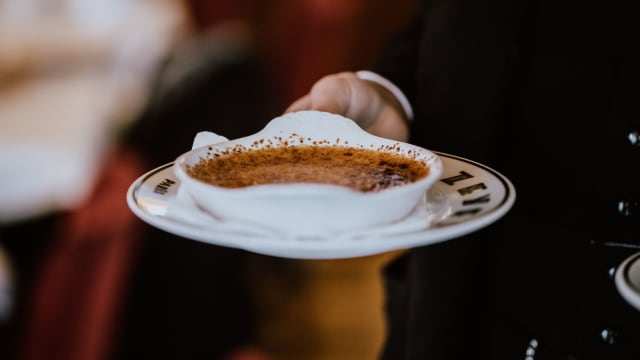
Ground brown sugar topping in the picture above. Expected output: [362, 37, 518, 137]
[186, 145, 429, 192]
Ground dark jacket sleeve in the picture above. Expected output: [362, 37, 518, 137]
[369, 2, 425, 104]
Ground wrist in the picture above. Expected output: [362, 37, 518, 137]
[355, 70, 414, 122]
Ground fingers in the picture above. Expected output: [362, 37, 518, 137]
[284, 91, 345, 115]
[284, 72, 353, 115]
[284, 92, 344, 115]
[284, 95, 311, 113]
[282, 71, 409, 141]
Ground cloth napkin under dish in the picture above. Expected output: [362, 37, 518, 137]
[164, 132, 433, 241]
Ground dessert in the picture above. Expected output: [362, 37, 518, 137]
[186, 145, 429, 192]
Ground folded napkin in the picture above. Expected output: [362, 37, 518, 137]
[165, 132, 433, 241]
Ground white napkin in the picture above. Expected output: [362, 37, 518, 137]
[165, 132, 432, 241]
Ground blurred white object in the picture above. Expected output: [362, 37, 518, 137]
[0, 0, 189, 224]
[68, 0, 131, 35]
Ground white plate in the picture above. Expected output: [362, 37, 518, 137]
[615, 252, 640, 311]
[126, 152, 515, 259]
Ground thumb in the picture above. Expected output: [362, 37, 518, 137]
[284, 95, 311, 113]
[284, 91, 349, 116]
[283, 72, 355, 116]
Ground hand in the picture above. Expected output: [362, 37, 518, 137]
[285, 72, 410, 141]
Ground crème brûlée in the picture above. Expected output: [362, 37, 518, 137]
[186, 145, 430, 192]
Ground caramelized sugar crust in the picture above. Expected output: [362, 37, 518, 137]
[186, 145, 429, 192]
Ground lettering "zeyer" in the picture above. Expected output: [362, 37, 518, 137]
[440, 171, 490, 217]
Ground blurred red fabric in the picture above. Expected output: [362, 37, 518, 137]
[17, 147, 147, 360]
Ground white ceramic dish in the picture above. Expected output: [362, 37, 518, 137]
[127, 152, 516, 259]
[173, 111, 443, 235]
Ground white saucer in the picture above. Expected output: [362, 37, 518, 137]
[615, 252, 640, 311]
[126, 152, 516, 259]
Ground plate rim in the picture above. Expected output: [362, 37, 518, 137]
[615, 252, 640, 311]
[126, 151, 516, 259]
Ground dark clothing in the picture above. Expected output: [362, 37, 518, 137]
[375, 0, 640, 359]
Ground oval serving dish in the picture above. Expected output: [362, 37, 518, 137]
[173, 110, 443, 235]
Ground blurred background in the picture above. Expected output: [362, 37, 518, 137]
[0, 0, 417, 359]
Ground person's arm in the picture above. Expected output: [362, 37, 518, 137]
[284, 3, 425, 142]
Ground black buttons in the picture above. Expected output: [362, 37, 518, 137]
[617, 131, 639, 217]
[617, 199, 638, 217]
[600, 328, 620, 345]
